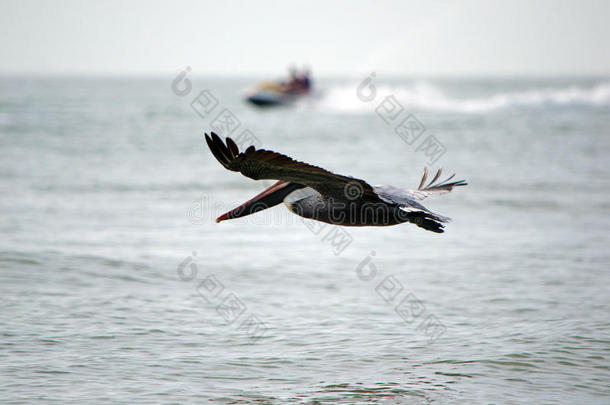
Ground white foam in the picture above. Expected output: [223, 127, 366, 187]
[313, 81, 610, 113]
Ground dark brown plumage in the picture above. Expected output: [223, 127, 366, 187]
[205, 132, 379, 201]
[204, 132, 467, 233]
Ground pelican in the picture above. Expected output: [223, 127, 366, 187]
[205, 132, 467, 233]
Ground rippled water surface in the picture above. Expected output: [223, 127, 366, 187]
[1, 76, 609, 404]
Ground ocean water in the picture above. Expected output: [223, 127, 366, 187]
[1, 74, 609, 404]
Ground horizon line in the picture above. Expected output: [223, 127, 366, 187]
[1, 70, 609, 80]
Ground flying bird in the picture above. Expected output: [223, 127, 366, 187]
[205, 132, 467, 233]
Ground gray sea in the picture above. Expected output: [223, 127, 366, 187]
[1, 74, 609, 404]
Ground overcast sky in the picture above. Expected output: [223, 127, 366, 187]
[1, 0, 609, 77]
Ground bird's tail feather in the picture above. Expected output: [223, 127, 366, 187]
[405, 211, 451, 233]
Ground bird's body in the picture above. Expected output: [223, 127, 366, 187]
[284, 190, 410, 227]
[205, 132, 467, 233]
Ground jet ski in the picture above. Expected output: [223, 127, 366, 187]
[246, 87, 297, 106]
[245, 77, 311, 107]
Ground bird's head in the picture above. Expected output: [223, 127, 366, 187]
[216, 180, 306, 223]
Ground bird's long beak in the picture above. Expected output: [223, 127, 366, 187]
[216, 180, 302, 223]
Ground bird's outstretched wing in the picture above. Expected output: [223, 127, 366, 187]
[407, 167, 467, 200]
[374, 167, 467, 206]
[205, 132, 379, 201]
[373, 168, 467, 232]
